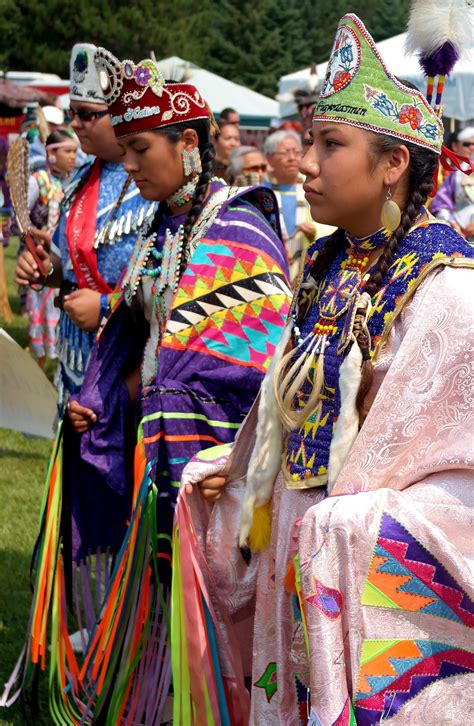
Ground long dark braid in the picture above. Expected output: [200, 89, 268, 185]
[307, 131, 438, 418]
[159, 118, 216, 277]
[355, 134, 438, 417]
[363, 136, 438, 298]
[179, 137, 215, 276]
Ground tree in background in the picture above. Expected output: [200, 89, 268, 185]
[0, 0, 411, 98]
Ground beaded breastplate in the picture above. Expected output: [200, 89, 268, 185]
[284, 218, 472, 489]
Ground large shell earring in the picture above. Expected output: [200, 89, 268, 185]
[381, 187, 401, 232]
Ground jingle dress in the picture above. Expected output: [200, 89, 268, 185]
[2, 181, 291, 724]
[177, 216, 473, 724]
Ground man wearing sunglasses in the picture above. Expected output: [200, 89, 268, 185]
[15, 42, 156, 410]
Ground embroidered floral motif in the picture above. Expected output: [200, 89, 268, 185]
[398, 104, 422, 130]
[364, 85, 442, 145]
[133, 60, 164, 96]
[320, 26, 361, 98]
[73, 49, 89, 82]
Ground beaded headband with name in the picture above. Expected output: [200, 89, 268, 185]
[94, 48, 210, 139]
[313, 14, 443, 154]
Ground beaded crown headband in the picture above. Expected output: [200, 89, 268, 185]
[312, 14, 443, 154]
[70, 43, 106, 106]
[94, 48, 210, 139]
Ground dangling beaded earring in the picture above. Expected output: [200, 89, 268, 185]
[381, 187, 401, 233]
[182, 147, 202, 176]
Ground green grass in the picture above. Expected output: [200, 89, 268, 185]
[0, 244, 53, 724]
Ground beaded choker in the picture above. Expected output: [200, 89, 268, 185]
[344, 226, 391, 251]
[166, 177, 198, 208]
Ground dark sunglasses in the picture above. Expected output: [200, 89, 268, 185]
[68, 108, 109, 122]
[461, 140, 474, 148]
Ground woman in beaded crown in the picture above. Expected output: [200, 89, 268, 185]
[42, 46, 292, 724]
[176, 6, 474, 725]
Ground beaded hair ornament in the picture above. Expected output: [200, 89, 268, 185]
[406, 0, 474, 179]
[94, 48, 210, 139]
[313, 6, 473, 176]
[312, 13, 444, 153]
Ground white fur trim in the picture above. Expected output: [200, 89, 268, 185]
[238, 323, 291, 547]
[327, 337, 362, 492]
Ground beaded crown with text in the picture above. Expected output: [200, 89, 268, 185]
[70, 43, 106, 105]
[94, 48, 210, 138]
[313, 14, 443, 154]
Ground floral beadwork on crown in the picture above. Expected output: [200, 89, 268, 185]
[320, 25, 361, 98]
[364, 85, 441, 143]
[94, 47, 209, 138]
[73, 49, 89, 83]
[313, 14, 443, 154]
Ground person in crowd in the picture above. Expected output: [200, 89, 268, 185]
[227, 144, 267, 185]
[175, 12, 473, 724]
[431, 126, 474, 244]
[212, 121, 240, 179]
[220, 106, 240, 126]
[24, 129, 77, 367]
[264, 129, 317, 281]
[15, 43, 155, 410]
[5, 49, 290, 724]
[42, 105, 65, 133]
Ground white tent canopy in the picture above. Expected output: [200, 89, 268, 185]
[279, 32, 474, 122]
[156, 56, 279, 128]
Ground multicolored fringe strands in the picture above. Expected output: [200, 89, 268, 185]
[172, 491, 251, 725]
[0, 426, 63, 709]
[67, 430, 171, 724]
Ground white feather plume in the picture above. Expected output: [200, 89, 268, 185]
[405, 0, 473, 57]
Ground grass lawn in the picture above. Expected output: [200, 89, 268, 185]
[0, 244, 53, 724]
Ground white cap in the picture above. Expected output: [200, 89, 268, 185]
[42, 105, 65, 126]
[457, 126, 474, 142]
[70, 43, 105, 105]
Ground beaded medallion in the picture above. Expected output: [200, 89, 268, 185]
[284, 218, 472, 489]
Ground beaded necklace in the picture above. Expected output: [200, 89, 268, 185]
[282, 225, 390, 488]
[282, 214, 471, 490]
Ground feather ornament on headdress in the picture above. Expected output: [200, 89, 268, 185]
[406, 0, 474, 108]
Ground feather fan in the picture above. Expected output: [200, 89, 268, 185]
[6, 136, 31, 235]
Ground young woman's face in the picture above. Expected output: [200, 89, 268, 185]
[119, 131, 189, 201]
[52, 146, 77, 174]
[299, 122, 388, 236]
[215, 124, 240, 161]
